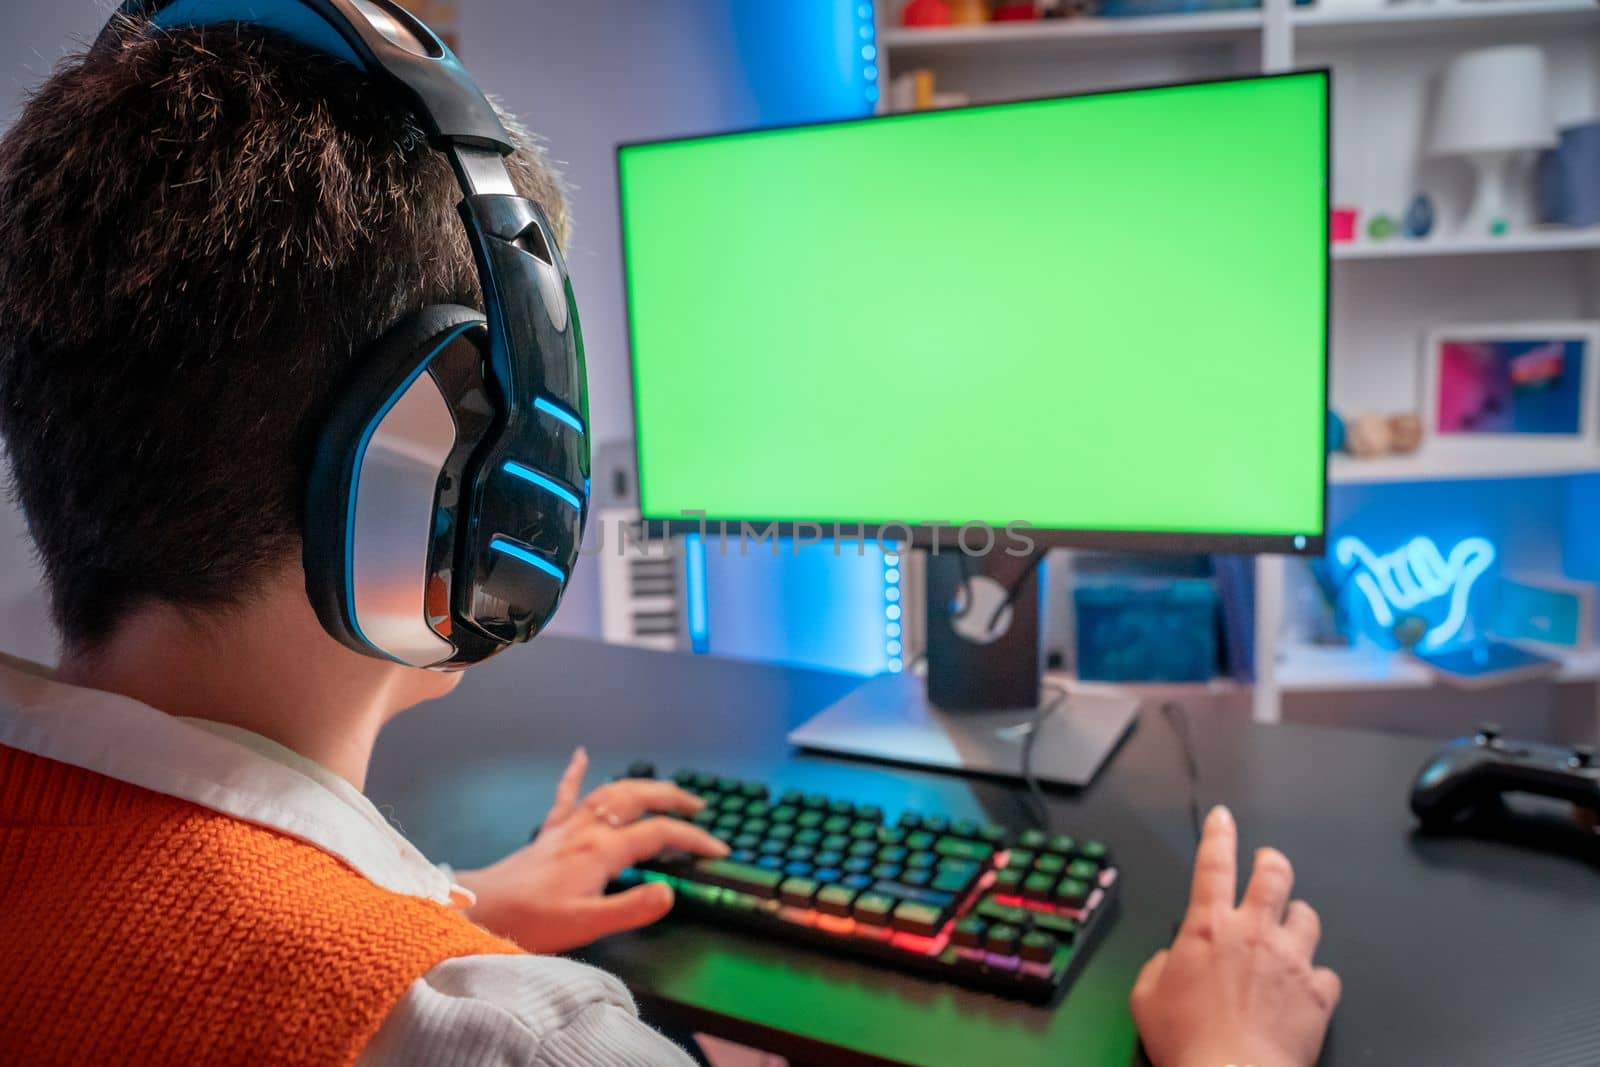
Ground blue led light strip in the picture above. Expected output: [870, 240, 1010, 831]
[489, 535, 567, 582]
[684, 533, 709, 655]
[502, 461, 582, 510]
[534, 396, 584, 433]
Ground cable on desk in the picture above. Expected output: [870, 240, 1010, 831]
[1159, 700, 1203, 849]
[1021, 681, 1071, 833]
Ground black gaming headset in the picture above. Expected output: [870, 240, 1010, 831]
[95, 0, 591, 669]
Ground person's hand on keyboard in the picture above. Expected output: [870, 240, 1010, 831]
[456, 747, 730, 953]
[1129, 805, 1340, 1067]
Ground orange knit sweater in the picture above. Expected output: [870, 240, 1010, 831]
[0, 744, 524, 1066]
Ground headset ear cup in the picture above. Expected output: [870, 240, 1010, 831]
[304, 304, 486, 660]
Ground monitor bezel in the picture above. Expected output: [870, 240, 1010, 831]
[615, 69, 1332, 558]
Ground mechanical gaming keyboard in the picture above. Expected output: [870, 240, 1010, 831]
[611, 765, 1119, 1004]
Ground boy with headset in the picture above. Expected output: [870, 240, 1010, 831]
[0, 2, 1337, 1063]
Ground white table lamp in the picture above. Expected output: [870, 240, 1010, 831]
[1429, 45, 1556, 236]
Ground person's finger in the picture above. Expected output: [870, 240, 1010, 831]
[610, 816, 729, 868]
[1282, 899, 1321, 953]
[1129, 948, 1168, 1010]
[1310, 966, 1343, 1011]
[583, 779, 706, 823]
[544, 747, 589, 826]
[1182, 805, 1236, 936]
[564, 881, 677, 945]
[1241, 847, 1295, 924]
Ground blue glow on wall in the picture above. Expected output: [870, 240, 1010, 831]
[1327, 477, 1572, 649]
[684, 533, 709, 654]
[1566, 473, 1600, 581]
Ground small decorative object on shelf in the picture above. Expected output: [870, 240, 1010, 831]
[1422, 322, 1600, 451]
[1430, 46, 1557, 237]
[1330, 206, 1358, 243]
[1343, 413, 1393, 456]
[1366, 212, 1398, 241]
[901, 0, 954, 26]
[1327, 409, 1347, 454]
[992, 1, 1038, 18]
[1388, 413, 1422, 454]
[947, 0, 990, 24]
[1403, 194, 1434, 239]
[1537, 120, 1600, 229]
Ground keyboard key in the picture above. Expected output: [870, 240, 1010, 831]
[797, 811, 824, 829]
[993, 869, 1023, 893]
[843, 857, 873, 875]
[769, 824, 795, 841]
[843, 873, 873, 891]
[979, 824, 1008, 844]
[689, 772, 714, 791]
[976, 898, 1029, 927]
[821, 834, 850, 852]
[823, 815, 851, 834]
[691, 809, 717, 828]
[783, 861, 814, 878]
[814, 867, 841, 883]
[794, 828, 822, 846]
[853, 892, 895, 925]
[906, 831, 935, 851]
[902, 869, 932, 887]
[816, 884, 857, 916]
[931, 866, 978, 896]
[1005, 849, 1035, 870]
[847, 840, 876, 857]
[744, 803, 770, 821]
[786, 844, 815, 862]
[733, 834, 760, 851]
[1048, 835, 1077, 855]
[780, 877, 818, 907]
[770, 805, 798, 823]
[814, 851, 844, 868]
[872, 880, 955, 909]
[923, 816, 949, 834]
[849, 821, 877, 840]
[906, 851, 936, 870]
[715, 777, 740, 794]
[1078, 840, 1109, 862]
[757, 855, 784, 871]
[1067, 858, 1100, 882]
[1055, 878, 1091, 908]
[715, 812, 740, 830]
[876, 826, 907, 845]
[871, 862, 903, 881]
[1034, 853, 1065, 875]
[935, 837, 993, 863]
[1019, 829, 1047, 850]
[740, 782, 768, 799]
[1020, 930, 1057, 963]
[1023, 872, 1056, 900]
[879, 845, 908, 863]
[778, 789, 804, 807]
[829, 799, 855, 817]
[804, 793, 829, 809]
[891, 901, 945, 936]
[858, 805, 884, 823]
[951, 819, 979, 839]
[952, 917, 987, 948]
[693, 858, 784, 899]
[730, 849, 757, 864]
[985, 923, 1021, 955]
[1031, 912, 1079, 941]
[719, 795, 746, 813]
[898, 812, 923, 830]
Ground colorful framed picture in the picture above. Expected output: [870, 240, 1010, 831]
[1422, 322, 1599, 445]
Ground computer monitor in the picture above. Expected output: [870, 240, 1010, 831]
[617, 71, 1330, 785]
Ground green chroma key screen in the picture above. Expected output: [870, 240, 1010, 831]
[619, 72, 1327, 542]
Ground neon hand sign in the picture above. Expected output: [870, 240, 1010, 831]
[1333, 535, 1496, 651]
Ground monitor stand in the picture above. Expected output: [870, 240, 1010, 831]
[787, 550, 1140, 789]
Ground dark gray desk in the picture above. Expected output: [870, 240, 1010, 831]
[369, 637, 1599, 1067]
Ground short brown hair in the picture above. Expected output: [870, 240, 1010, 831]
[0, 19, 567, 649]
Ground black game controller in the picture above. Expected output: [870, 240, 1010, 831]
[1410, 724, 1600, 829]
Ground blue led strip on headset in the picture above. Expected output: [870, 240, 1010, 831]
[501, 460, 581, 510]
[489, 535, 566, 581]
[533, 395, 584, 433]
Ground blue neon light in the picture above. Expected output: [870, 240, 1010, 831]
[533, 396, 585, 433]
[489, 536, 567, 582]
[1334, 534, 1496, 650]
[502, 461, 582, 510]
[685, 533, 709, 654]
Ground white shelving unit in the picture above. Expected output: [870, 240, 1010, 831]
[878, 0, 1600, 723]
